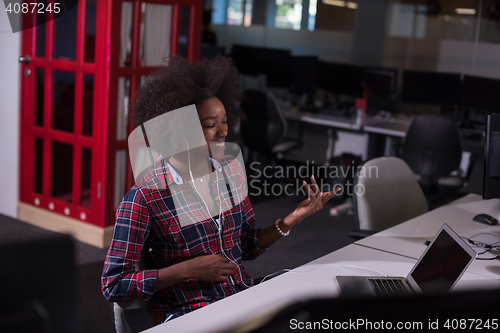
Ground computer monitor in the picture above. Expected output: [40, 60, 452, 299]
[363, 67, 398, 113]
[0, 234, 79, 332]
[483, 114, 500, 200]
[462, 75, 500, 114]
[230, 44, 262, 76]
[290, 56, 319, 92]
[401, 70, 461, 108]
[318, 61, 365, 98]
[260, 47, 293, 89]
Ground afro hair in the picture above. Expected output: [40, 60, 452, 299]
[129, 55, 245, 129]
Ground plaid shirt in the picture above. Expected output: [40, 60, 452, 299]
[101, 156, 266, 324]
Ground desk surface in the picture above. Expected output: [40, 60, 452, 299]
[355, 194, 500, 279]
[145, 194, 500, 333]
[147, 245, 416, 333]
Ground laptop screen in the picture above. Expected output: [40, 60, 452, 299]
[410, 227, 475, 294]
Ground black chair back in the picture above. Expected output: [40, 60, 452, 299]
[402, 114, 462, 180]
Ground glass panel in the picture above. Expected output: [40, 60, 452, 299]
[82, 74, 94, 136]
[178, 7, 190, 58]
[479, 0, 500, 43]
[80, 148, 92, 208]
[117, 77, 131, 140]
[51, 141, 73, 203]
[120, 2, 133, 66]
[308, 0, 317, 31]
[53, 70, 75, 133]
[315, 0, 356, 32]
[227, 0, 244, 25]
[85, 0, 97, 62]
[35, 68, 44, 127]
[34, 137, 43, 194]
[140, 3, 173, 66]
[275, 0, 303, 30]
[114, 150, 127, 209]
[36, 0, 47, 58]
[54, 4, 78, 60]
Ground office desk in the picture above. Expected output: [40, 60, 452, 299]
[146, 238, 499, 333]
[355, 193, 500, 279]
[146, 245, 411, 333]
[282, 109, 412, 160]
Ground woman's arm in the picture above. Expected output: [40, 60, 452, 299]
[257, 176, 338, 249]
[154, 255, 237, 291]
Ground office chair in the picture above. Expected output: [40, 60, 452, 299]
[401, 114, 466, 201]
[239, 89, 300, 166]
[349, 157, 428, 240]
[112, 247, 156, 333]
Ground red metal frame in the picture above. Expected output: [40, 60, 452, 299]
[20, 0, 203, 230]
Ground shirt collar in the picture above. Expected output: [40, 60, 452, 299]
[156, 157, 223, 186]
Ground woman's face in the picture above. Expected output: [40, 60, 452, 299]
[197, 97, 228, 160]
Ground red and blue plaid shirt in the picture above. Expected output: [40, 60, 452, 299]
[101, 156, 266, 324]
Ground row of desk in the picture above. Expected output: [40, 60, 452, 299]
[147, 194, 500, 333]
[282, 109, 413, 161]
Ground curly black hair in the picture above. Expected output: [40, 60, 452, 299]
[129, 55, 245, 129]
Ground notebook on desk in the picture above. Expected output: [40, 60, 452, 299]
[336, 224, 477, 297]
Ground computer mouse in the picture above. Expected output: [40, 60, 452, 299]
[473, 214, 499, 226]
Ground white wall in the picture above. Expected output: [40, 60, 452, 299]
[213, 24, 354, 62]
[0, 10, 21, 218]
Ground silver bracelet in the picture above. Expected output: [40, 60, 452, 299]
[275, 219, 290, 237]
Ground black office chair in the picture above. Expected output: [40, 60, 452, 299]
[401, 114, 468, 203]
[240, 89, 300, 166]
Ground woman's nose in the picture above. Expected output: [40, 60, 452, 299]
[217, 124, 228, 137]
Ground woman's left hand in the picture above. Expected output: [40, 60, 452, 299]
[283, 176, 339, 229]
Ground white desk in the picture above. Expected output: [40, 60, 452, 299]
[142, 194, 500, 333]
[147, 245, 415, 333]
[282, 109, 412, 159]
[363, 115, 413, 138]
[282, 109, 362, 131]
[146, 237, 499, 333]
[355, 194, 500, 279]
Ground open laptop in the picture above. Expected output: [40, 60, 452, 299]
[337, 224, 477, 296]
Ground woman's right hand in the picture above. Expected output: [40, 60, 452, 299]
[155, 254, 237, 292]
[188, 254, 237, 282]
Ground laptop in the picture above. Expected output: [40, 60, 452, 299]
[336, 224, 477, 296]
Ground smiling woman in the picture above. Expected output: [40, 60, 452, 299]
[101, 55, 336, 327]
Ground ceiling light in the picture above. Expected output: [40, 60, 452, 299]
[455, 8, 476, 15]
[346, 1, 357, 9]
[322, 0, 346, 6]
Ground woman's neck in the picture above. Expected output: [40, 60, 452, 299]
[169, 154, 211, 180]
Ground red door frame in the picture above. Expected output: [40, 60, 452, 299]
[20, 0, 105, 226]
[104, 0, 202, 228]
[20, 0, 203, 230]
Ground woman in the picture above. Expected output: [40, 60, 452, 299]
[101, 55, 336, 324]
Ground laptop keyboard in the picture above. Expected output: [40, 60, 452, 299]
[369, 278, 411, 296]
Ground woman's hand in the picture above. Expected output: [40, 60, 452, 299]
[188, 254, 237, 282]
[155, 254, 237, 292]
[282, 176, 339, 229]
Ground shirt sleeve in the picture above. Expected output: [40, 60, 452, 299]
[101, 187, 158, 302]
[240, 196, 267, 260]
